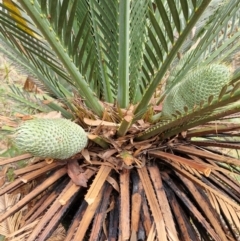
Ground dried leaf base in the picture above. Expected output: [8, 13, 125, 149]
[1, 137, 240, 241]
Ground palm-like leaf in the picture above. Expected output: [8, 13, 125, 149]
[1, 0, 240, 240]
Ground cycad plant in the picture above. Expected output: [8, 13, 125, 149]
[0, 0, 240, 240]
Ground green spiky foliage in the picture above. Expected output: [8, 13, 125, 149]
[0, 0, 240, 240]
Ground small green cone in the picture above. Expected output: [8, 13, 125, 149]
[15, 118, 88, 159]
[162, 64, 231, 117]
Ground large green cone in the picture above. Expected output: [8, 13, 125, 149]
[162, 64, 231, 117]
[15, 118, 88, 159]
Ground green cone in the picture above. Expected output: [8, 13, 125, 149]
[162, 64, 231, 117]
[15, 118, 88, 159]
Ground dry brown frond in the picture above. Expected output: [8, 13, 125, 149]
[0, 193, 23, 238]
[1, 117, 240, 240]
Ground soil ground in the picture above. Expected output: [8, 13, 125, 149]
[0, 54, 28, 156]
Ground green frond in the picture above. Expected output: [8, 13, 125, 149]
[137, 77, 240, 141]
[88, 0, 150, 107]
[7, 84, 73, 119]
[129, 0, 149, 103]
[88, 0, 117, 103]
[0, 0, 103, 116]
[232, 68, 240, 84]
[117, 0, 130, 107]
[7, 84, 50, 113]
[0, 0, 239, 129]
[174, 0, 240, 86]
[135, 0, 212, 116]
[0, 37, 74, 109]
[199, 3, 240, 65]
